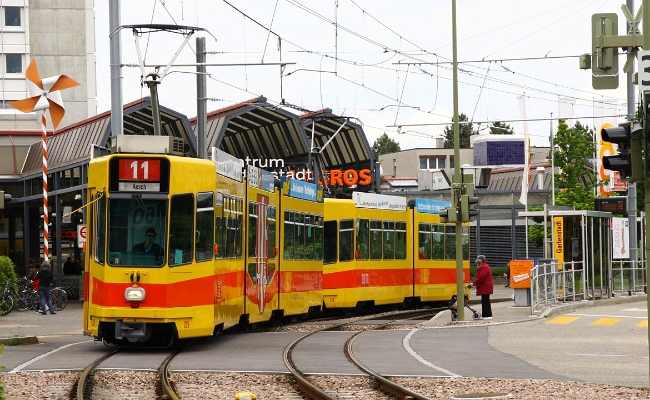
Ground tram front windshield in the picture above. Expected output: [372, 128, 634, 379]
[107, 197, 168, 267]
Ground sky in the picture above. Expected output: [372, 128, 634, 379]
[94, 0, 634, 150]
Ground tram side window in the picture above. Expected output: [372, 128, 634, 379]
[169, 194, 194, 267]
[215, 193, 225, 258]
[418, 222, 431, 260]
[355, 218, 369, 260]
[248, 201, 257, 258]
[445, 225, 456, 260]
[323, 220, 337, 264]
[196, 192, 214, 262]
[295, 212, 305, 260]
[383, 221, 395, 260]
[462, 226, 469, 260]
[370, 220, 382, 260]
[233, 198, 243, 258]
[339, 219, 353, 262]
[304, 214, 314, 260]
[432, 224, 444, 260]
[395, 221, 406, 260]
[268, 206, 276, 259]
[94, 192, 106, 264]
[284, 210, 294, 260]
[314, 215, 324, 260]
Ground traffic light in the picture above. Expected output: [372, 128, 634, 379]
[460, 181, 479, 222]
[439, 207, 457, 223]
[0, 191, 11, 209]
[590, 13, 619, 89]
[601, 121, 643, 182]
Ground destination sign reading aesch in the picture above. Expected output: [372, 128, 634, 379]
[353, 191, 406, 211]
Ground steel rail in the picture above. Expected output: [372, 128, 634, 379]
[76, 349, 119, 400]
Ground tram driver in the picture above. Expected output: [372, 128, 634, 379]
[132, 227, 164, 264]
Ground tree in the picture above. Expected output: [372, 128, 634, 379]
[489, 121, 514, 135]
[371, 133, 401, 159]
[553, 120, 598, 210]
[443, 113, 479, 149]
[527, 120, 599, 246]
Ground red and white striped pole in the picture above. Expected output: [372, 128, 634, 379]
[42, 112, 48, 261]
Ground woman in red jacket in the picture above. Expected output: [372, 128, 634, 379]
[472, 254, 493, 319]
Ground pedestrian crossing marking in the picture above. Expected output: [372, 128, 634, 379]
[547, 316, 580, 324]
[590, 318, 622, 326]
[637, 320, 648, 328]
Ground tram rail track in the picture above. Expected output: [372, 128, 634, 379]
[283, 307, 442, 399]
[73, 348, 181, 400]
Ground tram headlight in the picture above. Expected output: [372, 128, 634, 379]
[124, 287, 146, 302]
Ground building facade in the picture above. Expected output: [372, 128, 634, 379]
[0, 0, 96, 130]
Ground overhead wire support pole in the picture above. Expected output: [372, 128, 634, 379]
[452, 0, 465, 321]
[641, 0, 650, 384]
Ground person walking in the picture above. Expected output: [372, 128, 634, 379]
[34, 259, 56, 315]
[472, 254, 493, 319]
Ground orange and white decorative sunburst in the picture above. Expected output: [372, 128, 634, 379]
[10, 59, 80, 260]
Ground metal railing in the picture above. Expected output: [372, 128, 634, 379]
[530, 259, 647, 314]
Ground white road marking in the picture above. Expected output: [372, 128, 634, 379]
[621, 308, 648, 312]
[402, 329, 461, 377]
[9, 340, 94, 373]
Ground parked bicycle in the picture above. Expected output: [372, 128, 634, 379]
[0, 279, 38, 315]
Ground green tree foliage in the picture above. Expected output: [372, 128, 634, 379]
[488, 121, 514, 135]
[527, 120, 599, 246]
[371, 133, 401, 159]
[553, 120, 598, 210]
[443, 113, 479, 149]
[0, 255, 16, 286]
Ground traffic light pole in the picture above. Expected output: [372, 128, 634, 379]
[639, 0, 650, 382]
[452, 0, 465, 321]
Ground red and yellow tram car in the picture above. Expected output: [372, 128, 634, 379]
[83, 136, 229, 346]
[322, 193, 470, 311]
[322, 192, 413, 310]
[277, 178, 324, 318]
[411, 198, 470, 302]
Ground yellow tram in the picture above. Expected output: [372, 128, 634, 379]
[322, 193, 470, 311]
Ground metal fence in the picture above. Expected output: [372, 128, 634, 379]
[530, 259, 647, 314]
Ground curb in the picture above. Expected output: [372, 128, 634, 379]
[0, 336, 38, 346]
[540, 294, 647, 318]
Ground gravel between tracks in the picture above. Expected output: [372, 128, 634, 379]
[1, 371, 649, 399]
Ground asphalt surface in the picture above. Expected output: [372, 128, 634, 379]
[0, 284, 647, 389]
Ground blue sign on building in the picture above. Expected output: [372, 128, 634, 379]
[414, 198, 451, 214]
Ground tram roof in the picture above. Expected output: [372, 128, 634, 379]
[192, 97, 310, 168]
[20, 97, 196, 176]
[299, 109, 372, 172]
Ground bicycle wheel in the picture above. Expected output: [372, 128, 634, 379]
[29, 291, 41, 311]
[52, 288, 68, 311]
[0, 292, 14, 316]
[16, 290, 32, 312]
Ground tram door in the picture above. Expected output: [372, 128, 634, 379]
[247, 194, 273, 316]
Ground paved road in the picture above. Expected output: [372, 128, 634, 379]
[0, 294, 647, 388]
